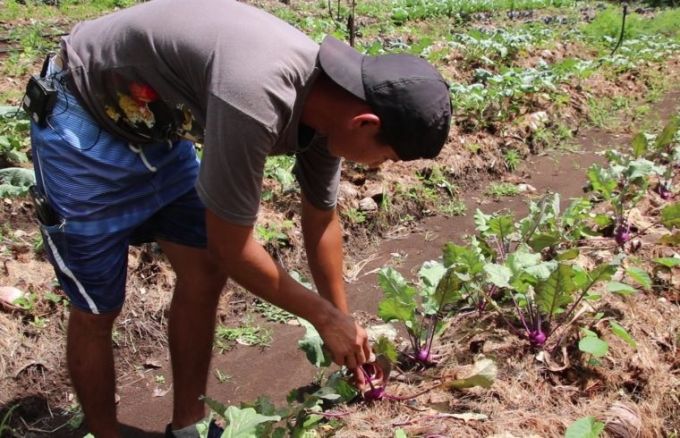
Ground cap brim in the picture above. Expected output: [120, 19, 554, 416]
[318, 36, 366, 100]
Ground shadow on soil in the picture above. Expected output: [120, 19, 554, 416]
[0, 395, 163, 438]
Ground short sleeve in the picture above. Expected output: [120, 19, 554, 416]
[293, 138, 341, 210]
[196, 95, 276, 226]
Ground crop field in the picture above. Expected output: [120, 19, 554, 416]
[0, 0, 679, 437]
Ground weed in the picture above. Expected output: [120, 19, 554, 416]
[263, 155, 296, 193]
[214, 368, 231, 384]
[66, 401, 84, 430]
[0, 106, 30, 166]
[439, 199, 467, 216]
[418, 165, 457, 197]
[254, 299, 295, 324]
[582, 7, 646, 43]
[214, 321, 272, 353]
[13, 291, 38, 312]
[504, 149, 521, 171]
[33, 234, 45, 254]
[587, 97, 614, 128]
[30, 315, 48, 329]
[486, 182, 520, 198]
[342, 208, 367, 225]
[0, 404, 19, 436]
[467, 143, 482, 154]
[255, 220, 293, 249]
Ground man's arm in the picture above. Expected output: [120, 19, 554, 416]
[205, 209, 369, 369]
[300, 195, 348, 313]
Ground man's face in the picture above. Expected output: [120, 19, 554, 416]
[327, 116, 400, 166]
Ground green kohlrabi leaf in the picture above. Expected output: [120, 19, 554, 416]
[394, 429, 408, 438]
[443, 243, 485, 275]
[377, 268, 418, 323]
[443, 243, 469, 267]
[536, 263, 575, 316]
[556, 248, 580, 261]
[433, 268, 464, 308]
[473, 209, 492, 234]
[325, 371, 360, 402]
[297, 318, 332, 368]
[661, 202, 680, 230]
[0, 167, 35, 197]
[564, 416, 605, 438]
[659, 232, 680, 246]
[507, 245, 557, 281]
[528, 232, 560, 251]
[625, 158, 665, 181]
[609, 321, 636, 349]
[592, 214, 613, 228]
[419, 260, 447, 289]
[578, 333, 608, 358]
[220, 406, 281, 438]
[606, 281, 637, 295]
[378, 268, 417, 301]
[484, 263, 512, 288]
[654, 257, 680, 268]
[586, 165, 616, 200]
[378, 298, 417, 324]
[373, 335, 398, 363]
[587, 263, 619, 287]
[487, 214, 515, 241]
[655, 115, 679, 150]
[625, 267, 652, 291]
[631, 132, 648, 158]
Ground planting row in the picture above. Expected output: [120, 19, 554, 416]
[191, 113, 679, 437]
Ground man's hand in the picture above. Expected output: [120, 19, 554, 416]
[206, 209, 372, 369]
[316, 310, 371, 369]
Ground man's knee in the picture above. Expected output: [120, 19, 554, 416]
[176, 262, 227, 295]
[68, 306, 121, 338]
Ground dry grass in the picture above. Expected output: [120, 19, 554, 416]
[330, 284, 679, 437]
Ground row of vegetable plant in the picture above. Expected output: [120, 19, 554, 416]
[194, 114, 678, 436]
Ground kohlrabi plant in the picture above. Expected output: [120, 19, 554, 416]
[486, 256, 620, 348]
[586, 155, 665, 248]
[629, 115, 680, 201]
[376, 261, 462, 368]
[440, 195, 595, 316]
[472, 205, 622, 348]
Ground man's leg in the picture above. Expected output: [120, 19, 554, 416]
[159, 239, 228, 429]
[67, 307, 121, 438]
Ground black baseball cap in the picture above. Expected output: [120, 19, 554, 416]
[318, 36, 452, 161]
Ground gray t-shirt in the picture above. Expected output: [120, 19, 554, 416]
[61, 0, 341, 225]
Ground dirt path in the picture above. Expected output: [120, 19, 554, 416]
[80, 90, 678, 437]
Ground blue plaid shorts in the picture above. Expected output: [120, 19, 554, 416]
[30, 59, 207, 314]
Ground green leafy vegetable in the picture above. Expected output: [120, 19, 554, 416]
[564, 416, 605, 438]
[298, 318, 332, 368]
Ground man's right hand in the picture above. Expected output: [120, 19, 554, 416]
[206, 210, 372, 369]
[316, 309, 371, 370]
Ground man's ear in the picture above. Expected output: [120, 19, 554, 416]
[350, 113, 381, 130]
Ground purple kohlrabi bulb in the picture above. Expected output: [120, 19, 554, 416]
[657, 183, 672, 200]
[363, 387, 385, 401]
[417, 348, 431, 363]
[529, 330, 547, 346]
[615, 225, 632, 246]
